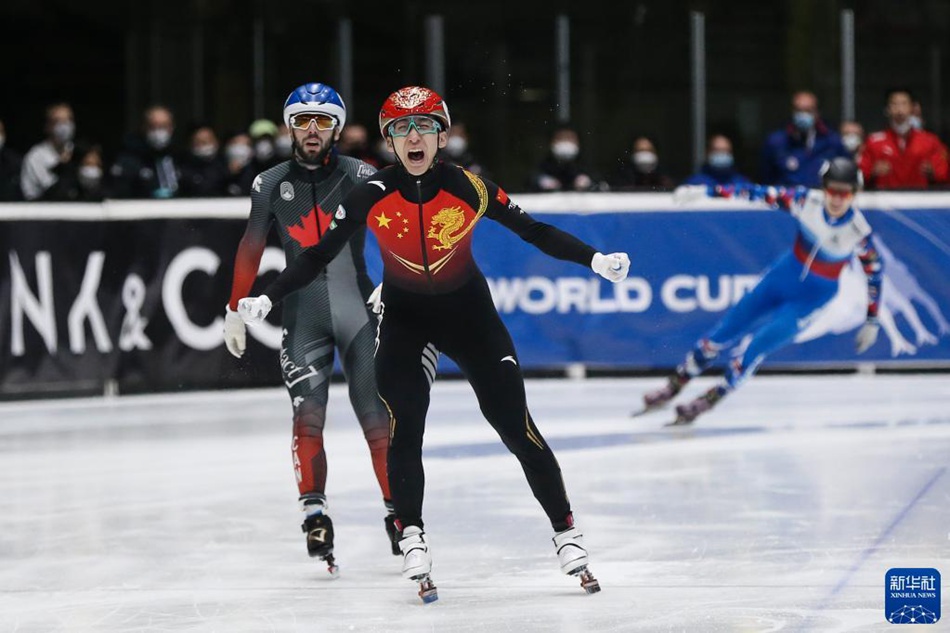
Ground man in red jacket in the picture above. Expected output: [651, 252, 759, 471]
[859, 88, 949, 189]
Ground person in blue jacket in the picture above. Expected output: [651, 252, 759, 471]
[759, 91, 849, 187]
[684, 134, 752, 188]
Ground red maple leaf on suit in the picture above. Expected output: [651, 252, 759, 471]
[286, 206, 327, 248]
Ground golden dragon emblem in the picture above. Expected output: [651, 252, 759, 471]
[427, 207, 467, 251]
[425, 169, 489, 252]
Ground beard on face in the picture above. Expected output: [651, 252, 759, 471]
[293, 132, 334, 166]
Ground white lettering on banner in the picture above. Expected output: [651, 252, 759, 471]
[67, 251, 112, 354]
[662, 274, 761, 313]
[488, 277, 652, 314]
[162, 247, 223, 351]
[10, 251, 57, 356]
[162, 246, 283, 352]
[119, 274, 152, 351]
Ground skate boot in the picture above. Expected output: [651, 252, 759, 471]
[672, 385, 726, 425]
[398, 525, 437, 603]
[639, 372, 689, 414]
[384, 501, 400, 556]
[300, 496, 339, 578]
[553, 526, 601, 594]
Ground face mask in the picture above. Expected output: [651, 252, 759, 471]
[445, 136, 467, 157]
[551, 140, 579, 161]
[78, 165, 102, 188]
[842, 133, 862, 153]
[708, 151, 733, 170]
[275, 136, 293, 158]
[891, 119, 912, 135]
[226, 144, 252, 167]
[192, 144, 217, 159]
[147, 128, 172, 150]
[792, 111, 815, 132]
[908, 115, 922, 130]
[52, 121, 75, 143]
[254, 139, 275, 161]
[632, 150, 658, 172]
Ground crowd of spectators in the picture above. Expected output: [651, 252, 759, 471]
[0, 86, 947, 203]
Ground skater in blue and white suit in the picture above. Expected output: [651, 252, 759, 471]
[643, 157, 883, 424]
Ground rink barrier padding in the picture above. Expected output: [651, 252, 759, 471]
[1, 193, 948, 398]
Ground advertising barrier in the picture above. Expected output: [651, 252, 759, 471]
[1, 193, 948, 398]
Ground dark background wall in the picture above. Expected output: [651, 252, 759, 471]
[1, 0, 948, 189]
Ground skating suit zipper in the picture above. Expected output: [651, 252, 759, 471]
[415, 179, 435, 292]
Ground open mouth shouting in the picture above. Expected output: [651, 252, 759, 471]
[406, 148, 426, 167]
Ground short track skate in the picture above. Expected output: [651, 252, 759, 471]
[322, 553, 340, 578]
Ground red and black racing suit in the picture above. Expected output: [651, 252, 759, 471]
[262, 160, 598, 532]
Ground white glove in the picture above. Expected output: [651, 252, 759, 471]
[591, 252, 631, 283]
[367, 283, 383, 315]
[223, 306, 246, 358]
[855, 319, 880, 354]
[672, 184, 708, 205]
[237, 295, 272, 325]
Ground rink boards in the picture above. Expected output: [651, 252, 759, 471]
[1, 192, 948, 397]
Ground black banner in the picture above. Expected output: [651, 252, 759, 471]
[1, 218, 283, 398]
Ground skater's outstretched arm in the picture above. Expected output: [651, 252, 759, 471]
[237, 185, 375, 324]
[482, 178, 630, 282]
[673, 182, 810, 212]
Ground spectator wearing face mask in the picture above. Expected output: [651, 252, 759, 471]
[859, 88, 949, 190]
[759, 90, 849, 187]
[683, 134, 751, 188]
[249, 119, 282, 170]
[110, 105, 181, 199]
[21, 103, 79, 201]
[440, 122, 487, 178]
[336, 122, 379, 167]
[224, 133, 254, 196]
[232, 119, 283, 195]
[37, 144, 106, 202]
[839, 121, 865, 161]
[0, 118, 23, 201]
[608, 135, 674, 191]
[74, 146, 107, 201]
[275, 123, 293, 160]
[530, 125, 605, 192]
[180, 124, 229, 197]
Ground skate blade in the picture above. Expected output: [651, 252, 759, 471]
[631, 403, 668, 418]
[665, 417, 694, 427]
[573, 567, 601, 594]
[417, 575, 439, 604]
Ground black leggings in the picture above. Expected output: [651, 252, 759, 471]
[375, 276, 572, 531]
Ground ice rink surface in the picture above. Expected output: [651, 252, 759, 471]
[1, 374, 948, 633]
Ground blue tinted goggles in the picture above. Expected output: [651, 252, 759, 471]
[388, 116, 442, 138]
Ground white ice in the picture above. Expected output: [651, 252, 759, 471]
[1, 375, 948, 632]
